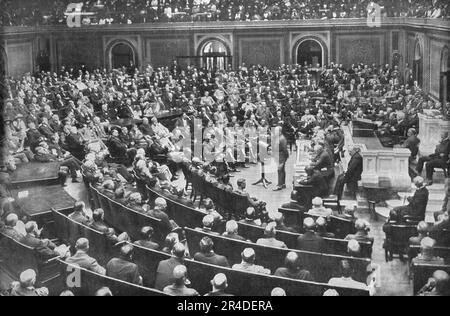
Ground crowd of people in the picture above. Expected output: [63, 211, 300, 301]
[0, 55, 449, 296]
[1, 0, 449, 27]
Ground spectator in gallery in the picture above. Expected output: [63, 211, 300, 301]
[68, 201, 92, 225]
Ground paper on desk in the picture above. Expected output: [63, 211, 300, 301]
[17, 191, 29, 199]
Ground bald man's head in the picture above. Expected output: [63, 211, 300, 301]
[211, 273, 228, 291]
[433, 270, 450, 294]
[303, 217, 316, 231]
[172, 243, 186, 258]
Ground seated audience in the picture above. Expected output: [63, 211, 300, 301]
[66, 238, 106, 275]
[155, 243, 186, 290]
[412, 237, 445, 265]
[296, 217, 326, 253]
[196, 214, 219, 235]
[256, 222, 287, 249]
[419, 270, 450, 296]
[409, 221, 429, 246]
[274, 252, 313, 281]
[271, 287, 286, 296]
[106, 244, 143, 285]
[345, 219, 374, 243]
[390, 177, 429, 222]
[134, 226, 160, 250]
[204, 273, 233, 297]
[9, 269, 49, 296]
[328, 260, 374, 294]
[232, 248, 271, 275]
[163, 265, 199, 296]
[316, 217, 335, 238]
[194, 237, 230, 267]
[68, 201, 91, 226]
[222, 220, 246, 241]
[308, 197, 333, 218]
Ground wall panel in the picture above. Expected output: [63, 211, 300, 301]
[239, 37, 283, 69]
[6, 41, 33, 78]
[335, 34, 384, 67]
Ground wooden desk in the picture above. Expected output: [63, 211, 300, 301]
[9, 162, 61, 189]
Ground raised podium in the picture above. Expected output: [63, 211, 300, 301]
[418, 113, 450, 155]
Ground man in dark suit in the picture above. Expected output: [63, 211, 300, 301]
[146, 198, 174, 235]
[65, 127, 85, 160]
[20, 222, 61, 260]
[38, 117, 55, 139]
[106, 244, 142, 285]
[204, 273, 234, 296]
[193, 237, 230, 268]
[402, 128, 421, 162]
[296, 217, 326, 253]
[1, 214, 24, 241]
[66, 238, 106, 275]
[274, 126, 290, 191]
[311, 144, 334, 180]
[344, 147, 363, 196]
[390, 176, 429, 222]
[134, 226, 160, 250]
[298, 166, 329, 198]
[416, 132, 450, 185]
[155, 243, 186, 290]
[274, 252, 313, 281]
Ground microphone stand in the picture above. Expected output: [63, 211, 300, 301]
[253, 157, 272, 189]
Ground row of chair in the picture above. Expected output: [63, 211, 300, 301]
[278, 207, 356, 239]
[145, 183, 373, 258]
[51, 210, 369, 296]
[184, 227, 372, 284]
[189, 171, 250, 218]
[384, 224, 450, 262]
[0, 231, 61, 289]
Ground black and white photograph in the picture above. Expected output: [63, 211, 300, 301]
[0, 0, 449, 299]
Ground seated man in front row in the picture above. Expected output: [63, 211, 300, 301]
[298, 166, 329, 199]
[389, 176, 429, 223]
[416, 131, 450, 185]
[308, 197, 333, 218]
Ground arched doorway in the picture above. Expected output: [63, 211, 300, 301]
[297, 40, 323, 67]
[111, 43, 136, 70]
[200, 40, 231, 71]
[441, 46, 450, 110]
[413, 40, 423, 87]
